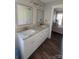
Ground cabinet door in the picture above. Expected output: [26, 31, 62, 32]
[40, 28, 49, 42]
[24, 33, 41, 58]
[34, 28, 49, 47]
[24, 38, 34, 58]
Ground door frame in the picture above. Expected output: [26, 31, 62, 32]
[49, 4, 63, 38]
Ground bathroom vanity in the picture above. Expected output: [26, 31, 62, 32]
[16, 2, 49, 59]
[17, 25, 50, 59]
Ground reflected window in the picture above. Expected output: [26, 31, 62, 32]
[56, 13, 63, 26]
[16, 4, 33, 25]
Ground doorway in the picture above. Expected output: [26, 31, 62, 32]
[50, 5, 63, 59]
[52, 8, 63, 34]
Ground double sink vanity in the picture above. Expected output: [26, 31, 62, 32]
[17, 24, 50, 59]
[15, 3, 50, 59]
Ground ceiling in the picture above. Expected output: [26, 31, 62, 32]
[40, 0, 62, 3]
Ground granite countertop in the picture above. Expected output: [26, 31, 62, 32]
[17, 24, 49, 40]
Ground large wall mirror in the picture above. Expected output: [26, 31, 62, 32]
[16, 3, 33, 25]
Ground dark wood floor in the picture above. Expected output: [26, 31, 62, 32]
[28, 31, 63, 59]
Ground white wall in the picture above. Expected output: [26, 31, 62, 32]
[44, 0, 63, 24]
[44, 0, 63, 38]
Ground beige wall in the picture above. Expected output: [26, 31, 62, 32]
[15, 0, 44, 32]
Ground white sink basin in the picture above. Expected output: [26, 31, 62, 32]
[18, 29, 37, 39]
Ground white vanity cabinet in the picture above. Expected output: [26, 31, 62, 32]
[23, 27, 49, 59]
